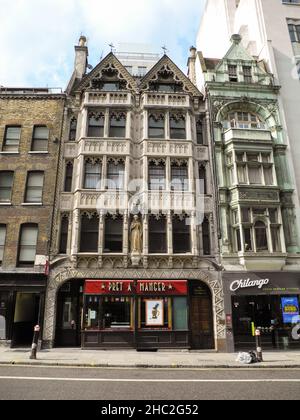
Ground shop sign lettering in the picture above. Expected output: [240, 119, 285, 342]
[230, 278, 270, 292]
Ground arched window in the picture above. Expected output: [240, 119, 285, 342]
[255, 221, 268, 251]
[225, 112, 265, 130]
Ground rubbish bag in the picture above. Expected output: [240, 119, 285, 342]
[236, 351, 258, 364]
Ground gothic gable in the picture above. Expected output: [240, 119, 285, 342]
[76, 52, 138, 92]
[139, 55, 202, 97]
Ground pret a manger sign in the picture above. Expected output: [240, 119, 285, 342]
[230, 278, 270, 292]
[85, 280, 188, 295]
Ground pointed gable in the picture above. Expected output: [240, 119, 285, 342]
[139, 55, 202, 97]
[75, 52, 138, 92]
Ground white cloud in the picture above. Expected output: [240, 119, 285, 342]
[0, 0, 205, 88]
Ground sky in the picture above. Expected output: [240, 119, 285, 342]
[0, 0, 205, 90]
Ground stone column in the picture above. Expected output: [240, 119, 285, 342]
[143, 213, 148, 255]
[71, 209, 80, 255]
[80, 107, 88, 139]
[167, 211, 173, 254]
[123, 210, 129, 255]
[98, 210, 105, 254]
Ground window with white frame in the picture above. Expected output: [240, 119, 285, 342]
[25, 172, 44, 203]
[0, 171, 14, 203]
[231, 151, 274, 186]
[3, 126, 21, 152]
[18, 224, 38, 265]
[31, 126, 49, 151]
[225, 112, 266, 130]
[232, 207, 282, 253]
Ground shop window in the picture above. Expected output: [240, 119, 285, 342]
[84, 159, 102, 189]
[107, 159, 125, 190]
[148, 215, 167, 253]
[171, 162, 188, 191]
[148, 113, 165, 139]
[173, 215, 191, 254]
[85, 296, 132, 330]
[170, 114, 186, 139]
[202, 217, 211, 255]
[31, 126, 49, 151]
[87, 113, 105, 138]
[24, 171, 44, 203]
[0, 225, 6, 263]
[104, 214, 123, 253]
[79, 213, 99, 253]
[64, 161, 73, 192]
[59, 215, 69, 254]
[18, 224, 38, 266]
[148, 161, 166, 191]
[140, 298, 169, 329]
[255, 221, 268, 251]
[173, 297, 188, 330]
[3, 126, 21, 152]
[0, 171, 14, 203]
[109, 112, 126, 138]
[69, 117, 77, 141]
[0, 314, 5, 340]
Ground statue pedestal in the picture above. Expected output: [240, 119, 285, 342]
[131, 253, 141, 267]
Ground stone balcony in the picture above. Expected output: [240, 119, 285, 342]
[60, 190, 213, 213]
[229, 186, 280, 204]
[224, 128, 272, 144]
[78, 138, 132, 156]
[143, 140, 193, 157]
[141, 93, 191, 108]
[83, 91, 133, 107]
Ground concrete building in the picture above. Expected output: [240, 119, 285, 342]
[0, 87, 65, 347]
[197, 0, 300, 244]
[43, 37, 226, 351]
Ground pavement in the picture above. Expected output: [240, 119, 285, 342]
[0, 346, 300, 368]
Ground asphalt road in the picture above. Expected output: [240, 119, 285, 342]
[0, 365, 299, 400]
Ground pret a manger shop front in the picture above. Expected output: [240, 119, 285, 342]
[83, 279, 191, 349]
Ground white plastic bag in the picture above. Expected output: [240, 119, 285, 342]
[236, 352, 253, 364]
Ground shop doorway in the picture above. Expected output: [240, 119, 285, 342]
[12, 293, 40, 347]
[190, 281, 214, 349]
[55, 280, 84, 347]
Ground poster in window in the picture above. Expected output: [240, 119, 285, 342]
[146, 300, 164, 327]
[281, 297, 300, 324]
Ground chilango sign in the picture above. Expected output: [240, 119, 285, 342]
[223, 272, 300, 295]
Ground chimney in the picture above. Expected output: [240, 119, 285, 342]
[187, 46, 197, 85]
[74, 35, 88, 79]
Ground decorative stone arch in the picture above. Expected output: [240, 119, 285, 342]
[215, 99, 282, 143]
[42, 267, 225, 350]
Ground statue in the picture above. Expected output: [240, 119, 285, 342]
[130, 215, 143, 255]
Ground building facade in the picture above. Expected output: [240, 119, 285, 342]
[42, 37, 226, 351]
[0, 88, 65, 347]
[195, 34, 300, 351]
[197, 0, 300, 243]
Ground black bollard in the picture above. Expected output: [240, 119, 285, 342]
[29, 325, 40, 360]
[255, 328, 263, 362]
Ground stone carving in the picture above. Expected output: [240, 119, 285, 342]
[130, 216, 143, 266]
[42, 266, 225, 348]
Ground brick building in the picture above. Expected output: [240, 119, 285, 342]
[0, 88, 65, 346]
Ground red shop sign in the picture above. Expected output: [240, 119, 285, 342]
[137, 280, 187, 295]
[85, 280, 134, 295]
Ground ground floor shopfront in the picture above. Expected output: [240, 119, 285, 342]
[223, 272, 300, 352]
[0, 274, 46, 347]
[53, 279, 215, 350]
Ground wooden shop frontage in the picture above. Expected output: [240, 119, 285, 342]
[55, 279, 215, 350]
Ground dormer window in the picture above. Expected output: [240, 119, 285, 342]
[243, 66, 252, 83]
[100, 82, 120, 91]
[154, 84, 182, 93]
[228, 65, 238, 82]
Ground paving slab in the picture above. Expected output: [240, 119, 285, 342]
[0, 347, 300, 368]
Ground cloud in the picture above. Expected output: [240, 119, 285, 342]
[0, 0, 205, 88]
